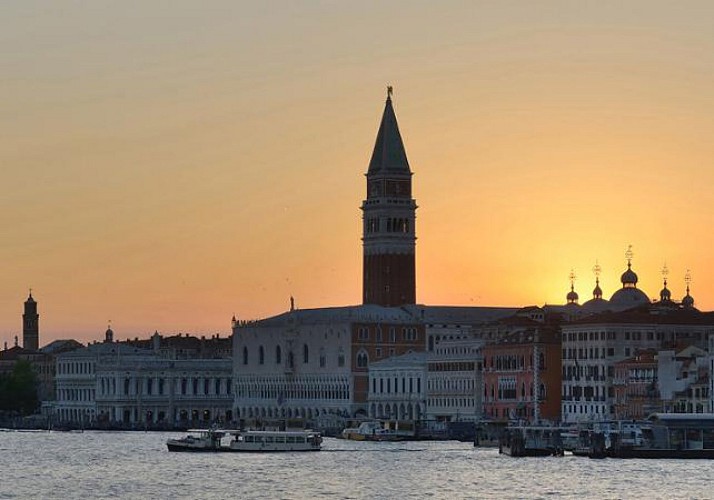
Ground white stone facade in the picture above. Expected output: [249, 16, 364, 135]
[54, 341, 232, 426]
[233, 310, 354, 421]
[367, 351, 426, 420]
[425, 325, 483, 422]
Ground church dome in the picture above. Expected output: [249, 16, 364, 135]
[682, 292, 694, 309]
[582, 296, 611, 314]
[621, 264, 638, 287]
[660, 286, 671, 302]
[593, 283, 603, 299]
[609, 287, 650, 309]
[566, 288, 579, 304]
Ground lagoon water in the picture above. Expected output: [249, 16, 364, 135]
[1, 431, 713, 499]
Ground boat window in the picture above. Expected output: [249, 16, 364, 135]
[274, 436, 285, 443]
[264, 436, 274, 443]
[286, 436, 296, 443]
[245, 436, 254, 443]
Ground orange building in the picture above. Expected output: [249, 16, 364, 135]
[483, 317, 562, 423]
[612, 349, 659, 420]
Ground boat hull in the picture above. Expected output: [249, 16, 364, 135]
[606, 448, 714, 459]
[167, 443, 223, 452]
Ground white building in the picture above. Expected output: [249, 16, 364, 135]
[54, 330, 233, 427]
[232, 305, 424, 422]
[658, 345, 709, 414]
[367, 351, 426, 420]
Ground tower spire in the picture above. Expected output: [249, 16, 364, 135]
[362, 90, 417, 307]
[367, 87, 411, 175]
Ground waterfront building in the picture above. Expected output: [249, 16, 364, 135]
[367, 351, 427, 420]
[658, 345, 709, 414]
[54, 328, 233, 427]
[612, 349, 659, 420]
[561, 262, 714, 423]
[482, 311, 562, 422]
[232, 305, 424, 421]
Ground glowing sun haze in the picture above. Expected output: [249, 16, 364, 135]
[2, 1, 714, 344]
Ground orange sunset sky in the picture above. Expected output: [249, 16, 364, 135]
[2, 1, 714, 344]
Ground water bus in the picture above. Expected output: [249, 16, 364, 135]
[167, 428, 322, 452]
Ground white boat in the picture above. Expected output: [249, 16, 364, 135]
[227, 429, 322, 452]
[166, 429, 226, 452]
[341, 421, 413, 441]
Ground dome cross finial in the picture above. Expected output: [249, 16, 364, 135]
[625, 245, 634, 268]
[592, 260, 601, 279]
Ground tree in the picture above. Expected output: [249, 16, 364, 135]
[0, 360, 39, 416]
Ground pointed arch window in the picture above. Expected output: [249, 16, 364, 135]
[357, 349, 369, 369]
[242, 346, 248, 365]
[303, 344, 309, 364]
[276, 345, 282, 364]
[259, 345, 265, 365]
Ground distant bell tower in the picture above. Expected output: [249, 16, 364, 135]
[362, 87, 417, 307]
[23, 290, 39, 351]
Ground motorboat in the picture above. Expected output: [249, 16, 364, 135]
[166, 429, 226, 452]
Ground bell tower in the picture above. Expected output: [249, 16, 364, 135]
[362, 88, 417, 307]
[23, 290, 39, 351]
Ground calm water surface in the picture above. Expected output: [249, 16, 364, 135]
[1, 431, 713, 499]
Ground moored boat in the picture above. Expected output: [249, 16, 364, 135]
[499, 425, 565, 457]
[166, 429, 227, 452]
[340, 420, 413, 441]
[589, 413, 714, 459]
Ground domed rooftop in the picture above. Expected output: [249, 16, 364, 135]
[565, 269, 579, 305]
[610, 286, 650, 308]
[682, 293, 694, 308]
[610, 246, 650, 309]
[660, 282, 671, 302]
[682, 270, 695, 309]
[582, 296, 611, 314]
[621, 263, 638, 287]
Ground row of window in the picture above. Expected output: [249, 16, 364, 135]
[357, 326, 418, 342]
[427, 378, 474, 392]
[429, 397, 475, 408]
[371, 376, 422, 395]
[235, 383, 350, 401]
[242, 345, 346, 368]
[58, 361, 93, 375]
[98, 377, 231, 397]
[485, 353, 546, 371]
[564, 330, 707, 343]
[58, 388, 95, 402]
[484, 380, 546, 401]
